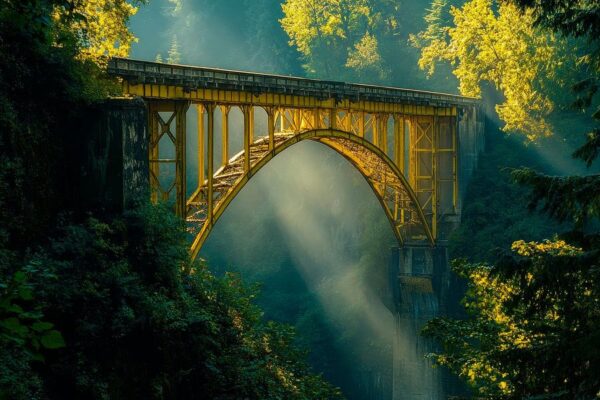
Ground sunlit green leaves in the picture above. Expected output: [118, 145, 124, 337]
[424, 241, 600, 398]
[414, 0, 572, 141]
[280, 0, 385, 79]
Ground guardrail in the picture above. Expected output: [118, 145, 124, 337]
[108, 58, 480, 108]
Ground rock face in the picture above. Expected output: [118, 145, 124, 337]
[75, 97, 148, 212]
[391, 105, 485, 400]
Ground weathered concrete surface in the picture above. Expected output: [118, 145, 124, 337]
[75, 97, 148, 211]
[458, 105, 486, 213]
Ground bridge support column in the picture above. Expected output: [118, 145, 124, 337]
[329, 108, 337, 130]
[266, 107, 275, 151]
[390, 245, 450, 400]
[373, 114, 380, 148]
[206, 103, 215, 224]
[380, 114, 388, 153]
[197, 104, 205, 193]
[358, 111, 365, 138]
[221, 105, 230, 166]
[147, 100, 189, 216]
[174, 101, 189, 217]
[76, 98, 148, 211]
[242, 106, 253, 173]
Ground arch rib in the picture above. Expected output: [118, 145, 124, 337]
[187, 129, 435, 261]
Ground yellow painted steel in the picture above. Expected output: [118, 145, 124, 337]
[196, 104, 205, 194]
[132, 76, 465, 259]
[220, 105, 230, 166]
[267, 107, 275, 151]
[123, 81, 459, 117]
[206, 103, 215, 225]
[187, 129, 435, 262]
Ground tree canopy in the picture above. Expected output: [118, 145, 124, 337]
[422, 1, 600, 398]
[412, 0, 575, 141]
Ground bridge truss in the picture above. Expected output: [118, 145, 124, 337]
[108, 58, 480, 260]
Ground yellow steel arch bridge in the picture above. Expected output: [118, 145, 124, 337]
[108, 58, 483, 261]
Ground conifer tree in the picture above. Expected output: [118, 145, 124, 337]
[167, 35, 181, 64]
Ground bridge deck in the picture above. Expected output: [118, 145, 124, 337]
[108, 58, 479, 109]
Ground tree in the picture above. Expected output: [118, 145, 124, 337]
[424, 240, 599, 398]
[280, 0, 385, 79]
[412, 0, 573, 141]
[19, 203, 343, 400]
[167, 34, 181, 64]
[422, 1, 600, 398]
[345, 32, 388, 80]
[53, 0, 146, 65]
[510, 0, 600, 166]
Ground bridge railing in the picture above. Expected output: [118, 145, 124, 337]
[108, 58, 480, 108]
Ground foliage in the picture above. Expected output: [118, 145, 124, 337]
[412, 0, 573, 141]
[426, 1, 600, 398]
[448, 130, 563, 263]
[0, 263, 64, 400]
[280, 0, 372, 78]
[0, 204, 342, 399]
[280, 0, 397, 80]
[52, 0, 145, 65]
[0, 0, 139, 249]
[30, 204, 342, 399]
[424, 237, 599, 399]
[1, 265, 65, 358]
[509, 0, 600, 173]
[167, 34, 181, 64]
[345, 32, 387, 79]
[512, 168, 600, 228]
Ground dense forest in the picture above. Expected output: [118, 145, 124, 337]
[1, 0, 599, 399]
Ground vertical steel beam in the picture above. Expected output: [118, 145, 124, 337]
[329, 108, 337, 130]
[396, 115, 406, 224]
[243, 106, 251, 173]
[279, 108, 286, 131]
[175, 101, 189, 217]
[196, 104, 205, 192]
[453, 115, 459, 213]
[408, 117, 416, 188]
[358, 111, 365, 138]
[220, 105, 230, 167]
[342, 111, 350, 132]
[313, 109, 320, 129]
[381, 114, 388, 154]
[248, 106, 254, 142]
[394, 115, 404, 173]
[373, 114, 380, 147]
[293, 109, 301, 131]
[148, 104, 160, 204]
[206, 103, 215, 224]
[267, 107, 275, 151]
[432, 111, 438, 239]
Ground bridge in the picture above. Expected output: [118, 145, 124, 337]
[83, 58, 486, 399]
[106, 58, 484, 262]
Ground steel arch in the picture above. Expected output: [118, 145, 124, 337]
[187, 128, 434, 261]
